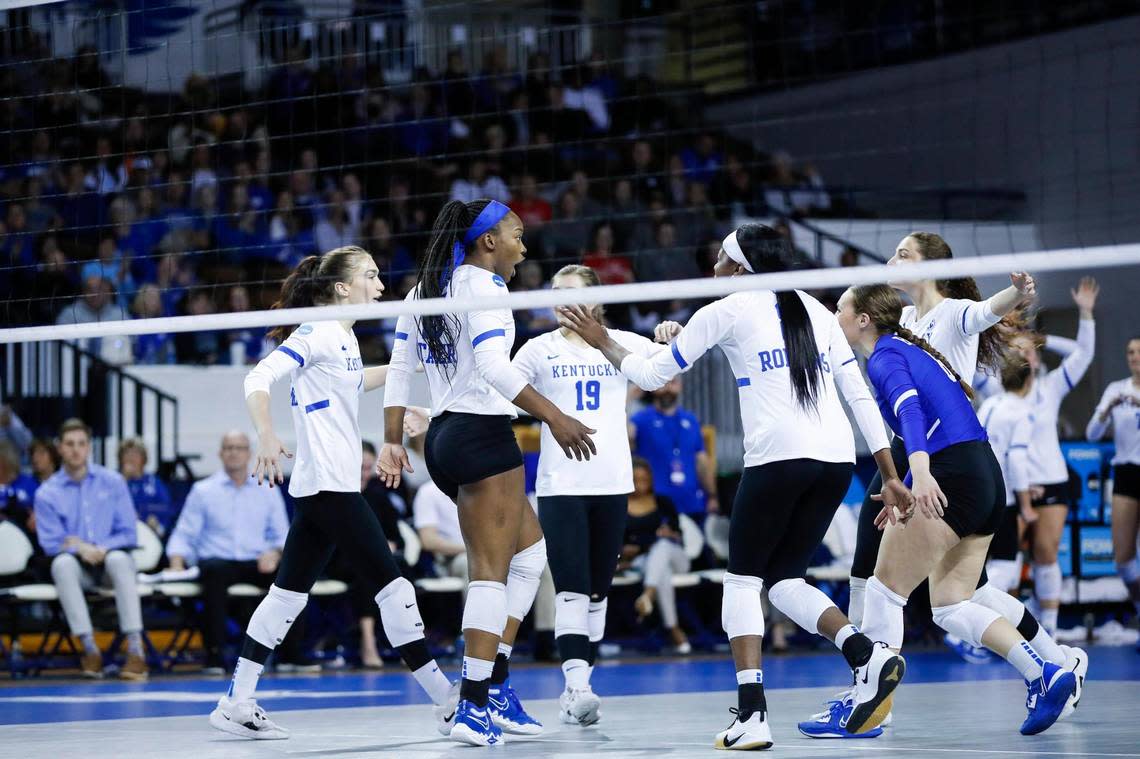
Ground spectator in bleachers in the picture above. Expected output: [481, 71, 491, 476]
[25, 235, 78, 326]
[448, 159, 510, 204]
[314, 189, 360, 253]
[512, 260, 559, 338]
[629, 377, 718, 519]
[221, 285, 268, 365]
[28, 437, 60, 489]
[34, 418, 148, 679]
[629, 140, 664, 203]
[543, 190, 592, 263]
[165, 430, 303, 674]
[81, 235, 136, 308]
[122, 187, 166, 282]
[85, 135, 125, 196]
[132, 284, 175, 365]
[508, 173, 553, 230]
[680, 133, 723, 185]
[362, 216, 415, 286]
[1, 202, 36, 268]
[22, 175, 61, 235]
[175, 290, 222, 365]
[634, 220, 701, 284]
[568, 169, 606, 222]
[607, 178, 642, 247]
[622, 456, 691, 654]
[0, 405, 32, 458]
[268, 190, 317, 266]
[666, 154, 688, 208]
[117, 438, 174, 539]
[56, 276, 132, 365]
[673, 181, 720, 248]
[413, 480, 467, 594]
[0, 440, 37, 542]
[582, 221, 634, 285]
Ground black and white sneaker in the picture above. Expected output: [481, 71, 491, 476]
[848, 643, 905, 734]
[209, 696, 289, 740]
[434, 681, 461, 735]
[714, 708, 773, 751]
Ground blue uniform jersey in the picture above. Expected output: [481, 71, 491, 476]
[867, 334, 986, 459]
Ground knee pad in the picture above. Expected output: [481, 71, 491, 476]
[932, 600, 1000, 648]
[1032, 562, 1062, 602]
[587, 598, 608, 642]
[768, 578, 834, 636]
[985, 559, 1021, 594]
[721, 572, 765, 640]
[847, 577, 867, 629]
[554, 591, 589, 639]
[247, 584, 308, 649]
[1118, 557, 1140, 584]
[971, 582, 1025, 627]
[375, 577, 425, 648]
[862, 576, 907, 649]
[462, 580, 507, 636]
[506, 538, 546, 620]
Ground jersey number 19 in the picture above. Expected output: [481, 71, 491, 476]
[575, 380, 601, 411]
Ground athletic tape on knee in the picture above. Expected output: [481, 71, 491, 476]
[767, 578, 834, 636]
[506, 538, 547, 620]
[932, 600, 1000, 648]
[246, 584, 308, 649]
[721, 572, 765, 640]
[554, 591, 590, 639]
[847, 576, 867, 629]
[1032, 562, 1062, 602]
[462, 580, 508, 636]
[375, 577, 425, 648]
[862, 576, 906, 649]
[1118, 557, 1140, 584]
[587, 598, 608, 642]
[985, 559, 1021, 594]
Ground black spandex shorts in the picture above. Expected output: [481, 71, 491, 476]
[931, 440, 1006, 539]
[424, 411, 524, 500]
[1113, 463, 1140, 501]
[1030, 480, 1074, 509]
[988, 506, 1021, 561]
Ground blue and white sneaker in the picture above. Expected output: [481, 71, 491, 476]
[798, 694, 884, 739]
[1020, 661, 1077, 736]
[488, 678, 543, 735]
[450, 699, 504, 746]
[944, 633, 994, 664]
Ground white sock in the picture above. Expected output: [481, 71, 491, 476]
[1005, 640, 1044, 682]
[736, 668, 762, 686]
[227, 657, 263, 702]
[562, 658, 590, 691]
[1028, 627, 1065, 663]
[848, 577, 867, 629]
[833, 623, 859, 651]
[1039, 606, 1059, 635]
[862, 576, 907, 649]
[497, 641, 513, 659]
[461, 655, 493, 682]
[412, 661, 453, 706]
[587, 665, 594, 683]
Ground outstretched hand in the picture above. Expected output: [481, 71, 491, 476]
[253, 434, 292, 487]
[1071, 276, 1099, 315]
[557, 304, 609, 348]
[377, 443, 413, 489]
[1010, 272, 1036, 302]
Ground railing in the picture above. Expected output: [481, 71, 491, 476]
[1, 341, 182, 476]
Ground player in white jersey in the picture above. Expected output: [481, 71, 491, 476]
[1008, 277, 1098, 635]
[561, 224, 912, 748]
[977, 360, 1036, 594]
[1086, 335, 1140, 625]
[380, 199, 594, 746]
[209, 247, 458, 741]
[512, 264, 666, 726]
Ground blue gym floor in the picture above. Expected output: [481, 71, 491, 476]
[1, 645, 1136, 757]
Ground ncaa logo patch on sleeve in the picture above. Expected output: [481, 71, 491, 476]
[296, 324, 314, 335]
[491, 274, 507, 287]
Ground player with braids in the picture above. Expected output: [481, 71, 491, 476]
[835, 284, 1075, 736]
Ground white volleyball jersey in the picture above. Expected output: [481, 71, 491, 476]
[244, 320, 364, 497]
[619, 290, 884, 467]
[978, 392, 1033, 506]
[385, 265, 525, 419]
[513, 329, 664, 496]
[1087, 378, 1140, 466]
[1025, 319, 1095, 485]
[900, 297, 1002, 383]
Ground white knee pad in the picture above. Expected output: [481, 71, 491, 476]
[1117, 557, 1140, 584]
[1032, 562, 1062, 602]
[862, 576, 907, 649]
[506, 538, 546, 620]
[462, 580, 507, 635]
[932, 600, 1000, 648]
[247, 584, 308, 649]
[985, 559, 1022, 594]
[554, 591, 589, 639]
[972, 582, 1025, 628]
[721, 572, 765, 640]
[768, 578, 834, 635]
[375, 577, 425, 648]
[587, 598, 608, 642]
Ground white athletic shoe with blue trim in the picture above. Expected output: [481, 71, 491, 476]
[1020, 661, 1077, 735]
[798, 693, 884, 739]
[488, 678, 543, 734]
[450, 698, 504, 746]
[434, 681, 461, 735]
[944, 633, 994, 664]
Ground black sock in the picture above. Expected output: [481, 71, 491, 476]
[490, 652, 510, 685]
[737, 683, 767, 721]
[238, 635, 272, 665]
[841, 632, 875, 669]
[460, 677, 490, 707]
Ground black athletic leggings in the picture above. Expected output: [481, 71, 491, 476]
[538, 494, 628, 600]
[728, 459, 853, 583]
[275, 491, 403, 597]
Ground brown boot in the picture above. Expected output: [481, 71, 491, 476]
[120, 653, 148, 681]
[80, 651, 104, 678]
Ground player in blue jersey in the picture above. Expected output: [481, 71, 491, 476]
[836, 284, 1075, 736]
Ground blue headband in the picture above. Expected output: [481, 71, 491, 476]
[448, 200, 512, 277]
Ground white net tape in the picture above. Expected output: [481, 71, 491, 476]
[1, 244, 1137, 344]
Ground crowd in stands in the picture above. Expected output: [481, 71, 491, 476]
[0, 37, 842, 366]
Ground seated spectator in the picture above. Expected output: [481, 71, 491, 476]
[314, 189, 359, 253]
[174, 291, 222, 364]
[680, 133, 723, 185]
[0, 440, 38, 544]
[34, 418, 148, 679]
[165, 431, 305, 673]
[449, 159, 510, 204]
[1, 202, 37, 268]
[581, 222, 633, 285]
[413, 480, 467, 592]
[123, 187, 168, 284]
[28, 437, 60, 488]
[132, 284, 176, 365]
[511, 260, 558, 338]
[268, 190, 317, 267]
[23, 235, 79, 327]
[621, 456, 691, 654]
[509, 173, 553, 229]
[221, 285, 268, 365]
[118, 438, 174, 538]
[81, 236, 136, 308]
[543, 191, 592, 262]
[362, 217, 415, 286]
[634, 220, 701, 283]
[56, 276, 132, 365]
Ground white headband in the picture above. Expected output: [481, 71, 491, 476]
[723, 230, 752, 272]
